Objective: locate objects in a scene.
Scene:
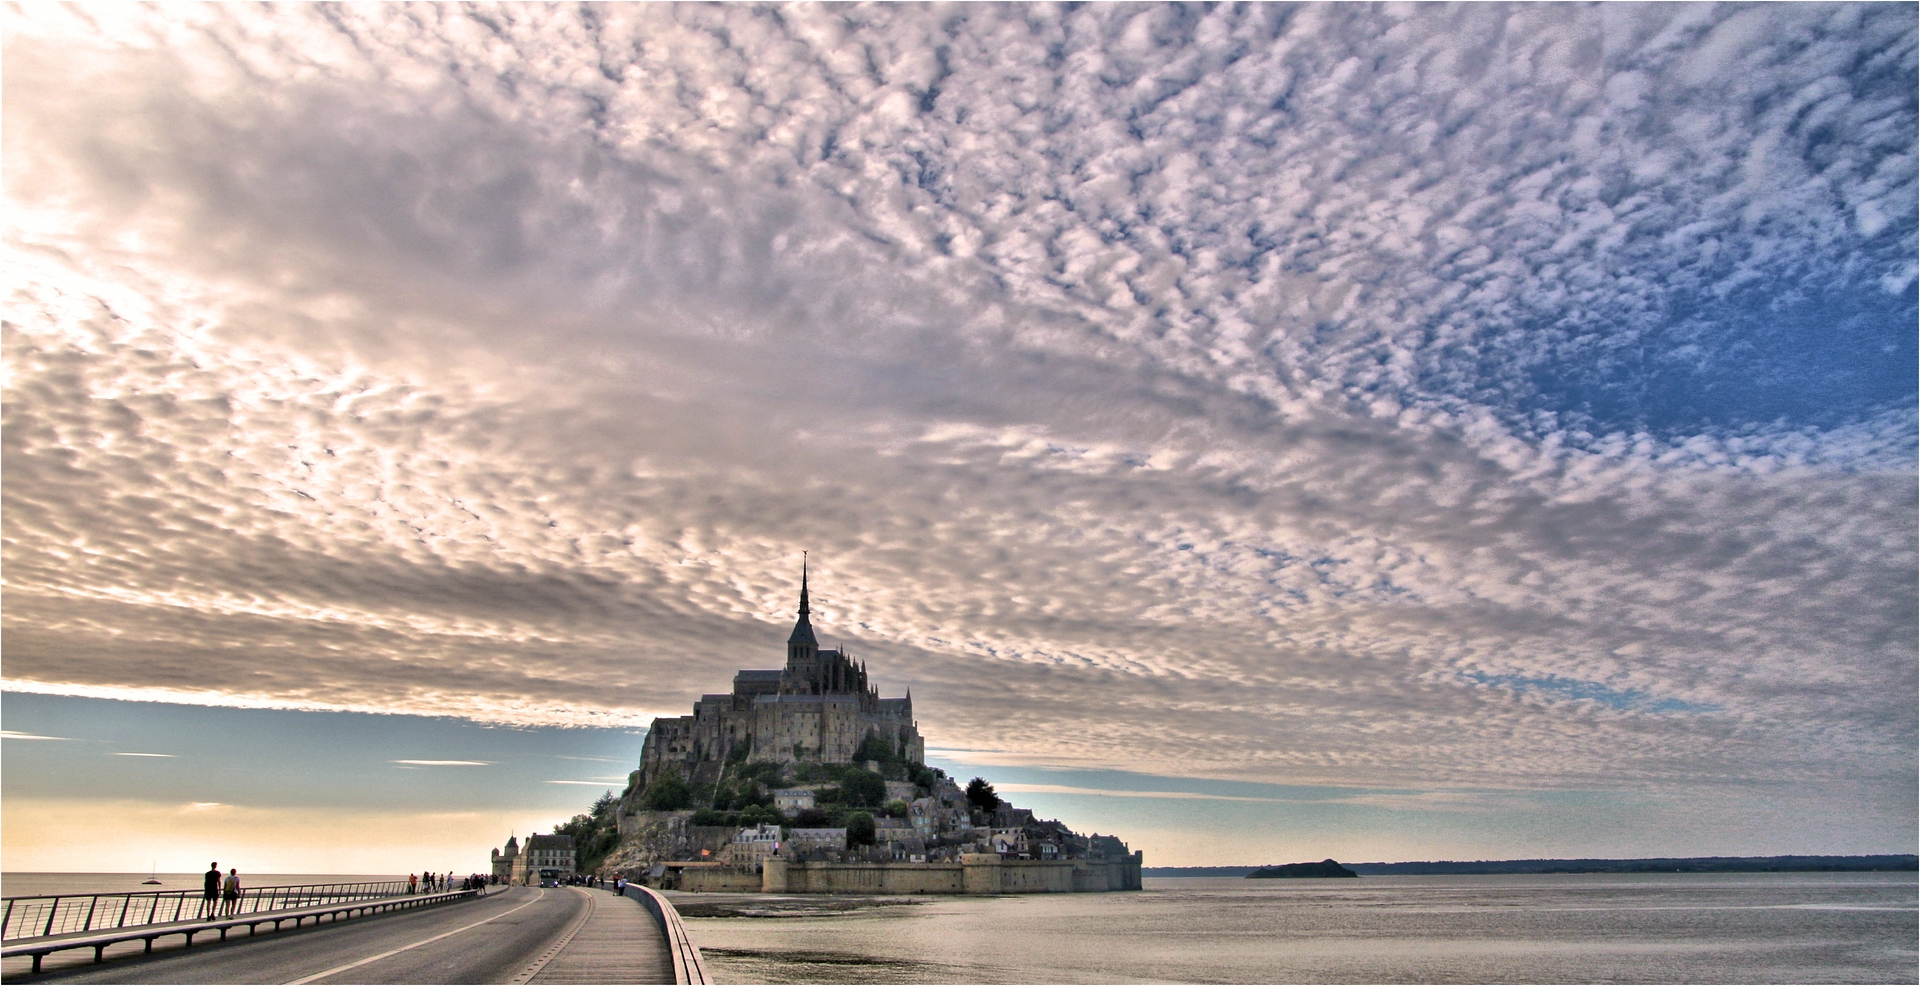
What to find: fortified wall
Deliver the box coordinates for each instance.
[740,852,1144,895]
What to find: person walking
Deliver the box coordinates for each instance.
[408,873,418,894]
[201,863,221,919]
[222,869,242,917]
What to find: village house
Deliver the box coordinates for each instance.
[785,827,847,851]
[771,788,817,812]
[725,823,782,869]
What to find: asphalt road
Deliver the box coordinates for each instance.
[15,887,586,985]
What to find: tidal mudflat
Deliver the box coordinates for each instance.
[681,873,1918,984]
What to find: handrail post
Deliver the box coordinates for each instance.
[83,896,99,934]
[43,897,60,937]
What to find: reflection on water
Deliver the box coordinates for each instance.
[680,873,1919,984]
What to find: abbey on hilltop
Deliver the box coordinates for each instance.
[633,562,925,792]
[606,563,1142,895]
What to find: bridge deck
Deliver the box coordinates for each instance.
[522,887,673,984]
[0,886,681,983]
[0,889,479,976]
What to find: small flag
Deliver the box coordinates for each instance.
[700,849,710,856]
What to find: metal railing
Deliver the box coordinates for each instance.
[2,881,411,942]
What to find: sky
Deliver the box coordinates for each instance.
[2,3,1915,873]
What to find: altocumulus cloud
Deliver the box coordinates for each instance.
[1,5,1913,839]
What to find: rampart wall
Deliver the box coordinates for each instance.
[759,852,1142,894]
[678,868,764,893]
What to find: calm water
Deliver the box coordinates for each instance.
[681,874,1919,984]
[1,873,406,898]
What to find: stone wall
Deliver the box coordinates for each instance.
[760,852,1142,894]
[678,868,764,893]
[762,858,965,894]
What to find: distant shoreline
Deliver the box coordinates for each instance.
[1144,854,1919,877]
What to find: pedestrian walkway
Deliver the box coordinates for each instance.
[519,887,674,985]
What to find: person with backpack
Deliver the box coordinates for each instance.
[221,869,242,916]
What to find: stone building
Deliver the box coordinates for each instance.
[491,835,518,882]
[636,565,926,791]
[786,827,848,851]
[725,823,782,868]
[524,833,575,883]
[772,788,817,812]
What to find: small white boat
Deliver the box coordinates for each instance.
[142,861,162,885]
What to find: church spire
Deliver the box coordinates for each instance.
[787,554,818,652]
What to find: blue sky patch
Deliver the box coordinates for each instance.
[1461,672,1720,715]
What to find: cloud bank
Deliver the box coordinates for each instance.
[3,4,1913,847]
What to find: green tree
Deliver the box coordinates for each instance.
[590,790,617,818]
[846,811,876,846]
[642,772,694,811]
[555,807,623,875]
[966,777,1001,812]
[882,798,910,818]
[739,804,783,827]
[853,731,900,767]
[840,768,886,808]
[738,761,787,788]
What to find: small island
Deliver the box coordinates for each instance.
[527,569,1143,895]
[1248,859,1358,879]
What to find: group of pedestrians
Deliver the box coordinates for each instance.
[193,861,613,924]
[408,871,496,893]
[408,871,456,894]
[200,862,243,919]
[191,861,516,925]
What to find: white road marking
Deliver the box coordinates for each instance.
[283,889,549,985]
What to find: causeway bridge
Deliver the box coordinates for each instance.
[1,882,705,984]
